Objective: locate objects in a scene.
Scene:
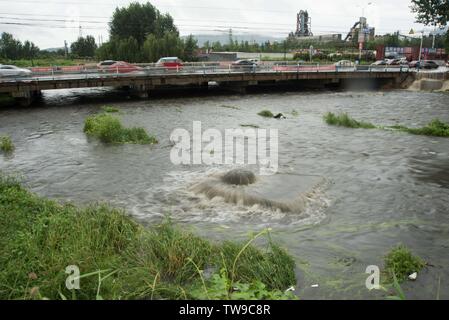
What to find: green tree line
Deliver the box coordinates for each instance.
[0,33,39,61]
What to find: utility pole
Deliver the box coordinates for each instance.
[432,28,436,49]
[419,31,424,65]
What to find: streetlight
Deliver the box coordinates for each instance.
[409,29,424,65]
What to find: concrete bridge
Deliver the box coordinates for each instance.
[0,66,413,106]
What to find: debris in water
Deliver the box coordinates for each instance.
[274,113,286,119]
[408,272,418,281]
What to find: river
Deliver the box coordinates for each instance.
[1,87,448,299]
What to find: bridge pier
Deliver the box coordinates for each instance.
[124,84,154,99]
[10,90,41,107]
[220,81,258,94]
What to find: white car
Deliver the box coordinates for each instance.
[0,65,32,77]
[335,60,356,71]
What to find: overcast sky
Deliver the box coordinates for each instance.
[0,0,435,49]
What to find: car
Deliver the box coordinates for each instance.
[387,59,401,65]
[97,60,117,68]
[97,61,142,73]
[0,65,32,77]
[334,60,356,70]
[371,60,388,66]
[155,57,183,70]
[409,60,420,68]
[231,59,258,71]
[409,60,439,69]
[420,60,439,69]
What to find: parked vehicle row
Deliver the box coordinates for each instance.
[371,59,440,69]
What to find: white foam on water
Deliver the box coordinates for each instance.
[127,167,330,229]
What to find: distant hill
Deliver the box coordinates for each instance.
[185,34,284,46]
[42,47,65,52]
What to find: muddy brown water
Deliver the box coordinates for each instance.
[1,87,449,299]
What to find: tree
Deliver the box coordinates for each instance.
[142,31,183,62]
[411,0,449,26]
[22,41,39,61]
[110,1,178,46]
[0,32,39,60]
[116,37,141,62]
[0,33,22,60]
[182,35,198,61]
[71,35,97,58]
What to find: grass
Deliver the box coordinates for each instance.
[0,135,14,153]
[383,245,426,283]
[219,105,240,110]
[258,110,274,118]
[389,119,449,137]
[240,124,260,129]
[0,173,297,300]
[324,112,449,138]
[323,112,376,129]
[101,106,120,113]
[84,113,158,145]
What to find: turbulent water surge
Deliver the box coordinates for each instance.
[1,87,449,299]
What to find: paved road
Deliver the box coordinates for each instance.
[0,66,420,84]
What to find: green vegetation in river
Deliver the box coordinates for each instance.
[389,119,449,137]
[258,110,274,118]
[240,124,260,129]
[101,106,120,113]
[84,113,158,145]
[0,135,14,153]
[324,112,449,137]
[383,245,426,283]
[219,105,240,110]
[323,112,376,129]
[0,173,297,300]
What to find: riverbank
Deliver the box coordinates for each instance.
[0,173,296,300]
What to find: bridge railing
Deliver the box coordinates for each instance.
[0,63,411,83]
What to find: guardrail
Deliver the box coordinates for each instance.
[0,63,411,83]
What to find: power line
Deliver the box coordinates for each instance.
[0,14,412,34]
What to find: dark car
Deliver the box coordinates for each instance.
[409,60,439,69]
[421,60,439,69]
[231,59,258,71]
